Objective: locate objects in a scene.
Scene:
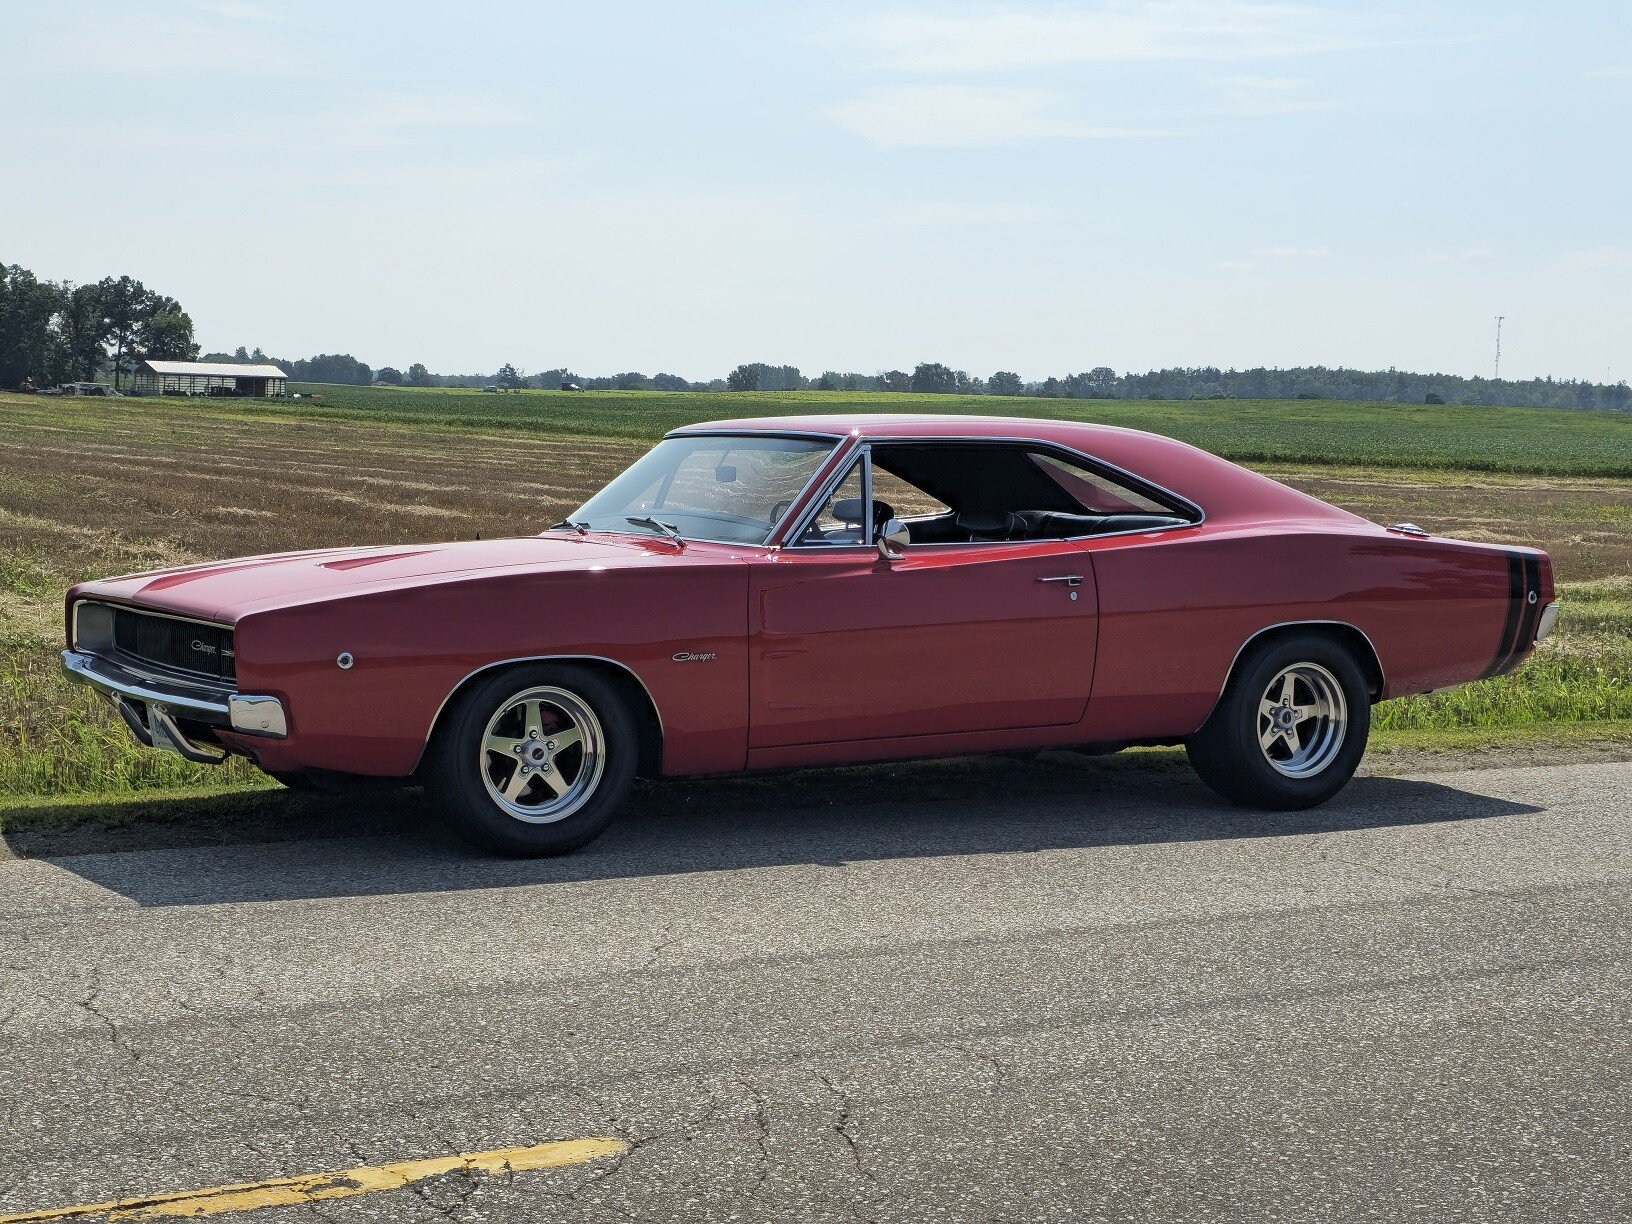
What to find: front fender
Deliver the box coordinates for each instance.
[225,566,749,777]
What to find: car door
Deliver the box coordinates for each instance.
[748,451,1099,749]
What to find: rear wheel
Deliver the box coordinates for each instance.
[1186,633,1370,809]
[426,664,638,855]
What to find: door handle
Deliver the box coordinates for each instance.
[1036,575,1082,587]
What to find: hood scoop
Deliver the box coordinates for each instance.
[320,550,435,571]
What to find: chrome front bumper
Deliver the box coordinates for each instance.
[61,649,287,763]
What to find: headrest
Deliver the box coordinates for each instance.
[834,498,896,528]
[954,509,1017,533]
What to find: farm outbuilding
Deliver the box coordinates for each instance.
[133,360,289,398]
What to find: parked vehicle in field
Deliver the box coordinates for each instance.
[63,414,1557,854]
[46,382,120,397]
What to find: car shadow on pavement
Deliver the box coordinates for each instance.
[4,753,1543,908]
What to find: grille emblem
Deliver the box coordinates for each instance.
[190,639,217,655]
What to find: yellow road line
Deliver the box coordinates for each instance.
[0,1137,630,1222]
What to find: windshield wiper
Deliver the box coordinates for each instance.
[625,515,686,549]
[550,518,590,535]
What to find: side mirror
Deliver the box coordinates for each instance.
[877,517,910,561]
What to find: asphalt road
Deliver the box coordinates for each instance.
[1,758,1628,1222]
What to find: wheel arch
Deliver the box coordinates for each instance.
[415,655,665,778]
[1204,621,1385,725]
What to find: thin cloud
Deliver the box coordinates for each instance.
[885,201,1062,226]
[1551,248,1632,272]
[827,85,1165,149]
[1213,75,1335,116]
[113,91,529,156]
[42,4,304,77]
[1253,245,1331,257]
[844,2,1396,72]
[192,0,277,19]
[1586,63,1632,79]
[1426,248,1496,264]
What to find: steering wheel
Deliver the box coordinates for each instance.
[769,498,794,524]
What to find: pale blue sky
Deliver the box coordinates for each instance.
[3,1,1628,381]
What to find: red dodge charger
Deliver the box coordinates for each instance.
[63,414,1556,854]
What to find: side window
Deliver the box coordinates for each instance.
[870,466,947,518]
[1030,452,1173,515]
[796,461,868,545]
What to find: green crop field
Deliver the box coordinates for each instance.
[1,388,1629,832]
[261,383,1632,478]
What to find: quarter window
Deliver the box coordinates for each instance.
[796,461,869,545]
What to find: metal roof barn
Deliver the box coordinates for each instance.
[133,360,289,398]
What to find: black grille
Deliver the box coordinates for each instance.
[112,609,235,682]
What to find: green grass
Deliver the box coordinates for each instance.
[0,636,264,800]
[244,384,1632,478]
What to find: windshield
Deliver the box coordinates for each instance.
[566,434,835,544]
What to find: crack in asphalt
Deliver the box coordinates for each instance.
[75,973,142,1066]
[736,1078,773,1202]
[810,1070,871,1181]
[949,1040,1013,1092]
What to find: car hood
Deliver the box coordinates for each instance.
[70,533,719,623]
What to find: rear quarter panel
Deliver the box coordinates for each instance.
[223,561,750,777]
[1077,524,1544,742]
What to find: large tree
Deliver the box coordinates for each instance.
[140,307,199,362]
[910,362,956,394]
[97,276,160,390]
[0,265,66,387]
[57,282,110,381]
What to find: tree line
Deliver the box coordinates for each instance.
[0,263,198,390]
[374,359,1630,411]
[8,259,1626,411]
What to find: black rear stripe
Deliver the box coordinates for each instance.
[1493,554,1544,677]
[1479,551,1526,679]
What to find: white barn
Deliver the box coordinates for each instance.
[133,360,289,398]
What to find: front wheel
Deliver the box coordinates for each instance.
[1186,633,1371,809]
[425,664,638,855]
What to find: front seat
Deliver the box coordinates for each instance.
[833,497,897,537]
[953,509,1025,541]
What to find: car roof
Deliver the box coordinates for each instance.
[671,413,1361,528]
[679,412,1139,441]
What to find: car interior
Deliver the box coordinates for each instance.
[796,442,1197,546]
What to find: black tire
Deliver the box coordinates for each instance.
[425,663,639,856]
[1186,632,1370,810]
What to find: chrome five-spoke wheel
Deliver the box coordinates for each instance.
[1255,662,1347,779]
[428,663,638,855]
[479,686,606,823]
[1186,632,1371,810]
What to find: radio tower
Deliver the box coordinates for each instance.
[1493,315,1505,381]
